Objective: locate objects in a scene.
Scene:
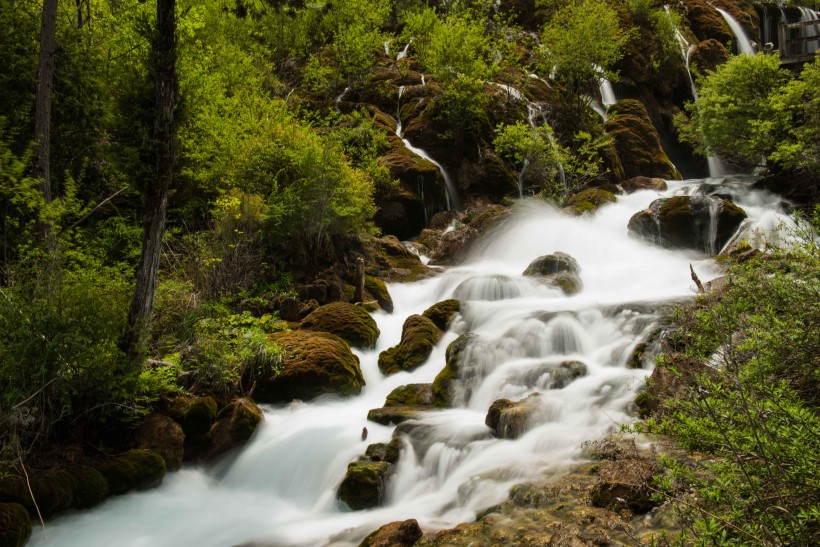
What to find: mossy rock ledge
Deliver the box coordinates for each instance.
[300,302,380,348]
[368,383,438,425]
[257,330,365,403]
[627,195,747,253]
[378,314,443,375]
[0,503,30,547]
[337,439,403,510]
[421,299,461,331]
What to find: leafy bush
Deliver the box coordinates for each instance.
[645,215,820,545]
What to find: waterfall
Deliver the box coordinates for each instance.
[395,86,458,211]
[397,40,412,61]
[27,176,798,547]
[517,158,529,199]
[799,7,819,53]
[716,8,756,55]
[526,103,566,192]
[334,86,350,109]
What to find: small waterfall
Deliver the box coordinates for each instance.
[517,158,529,199]
[397,40,412,61]
[599,77,617,107]
[334,86,350,109]
[799,7,819,53]
[384,40,391,56]
[395,86,458,210]
[716,8,756,55]
[526,103,566,191]
[421,74,426,86]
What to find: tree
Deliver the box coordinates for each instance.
[122,0,177,368]
[33,0,58,241]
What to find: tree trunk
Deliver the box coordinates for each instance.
[34,0,57,242]
[121,0,177,369]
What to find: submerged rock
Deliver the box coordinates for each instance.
[378,314,442,375]
[258,330,365,403]
[627,195,747,253]
[522,252,583,296]
[300,302,380,348]
[359,519,423,547]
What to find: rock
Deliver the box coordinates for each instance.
[378,315,442,375]
[257,330,365,403]
[485,394,544,439]
[359,519,423,547]
[522,252,583,296]
[684,0,733,44]
[300,302,380,348]
[429,225,480,266]
[65,465,109,510]
[689,38,729,75]
[0,503,30,547]
[604,100,678,181]
[168,395,217,440]
[563,188,617,215]
[432,334,474,406]
[368,383,436,425]
[422,299,461,331]
[637,352,717,417]
[0,466,109,519]
[206,398,264,461]
[366,406,423,425]
[362,235,432,282]
[364,438,403,464]
[364,275,393,313]
[552,360,588,387]
[627,195,747,253]
[97,449,166,496]
[591,457,660,514]
[337,461,392,510]
[374,183,426,240]
[135,413,185,471]
[621,176,668,194]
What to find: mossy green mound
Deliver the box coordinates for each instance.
[337,461,392,510]
[432,334,475,407]
[300,302,380,348]
[421,299,461,331]
[604,100,678,181]
[378,315,442,375]
[563,188,617,215]
[0,503,30,547]
[97,449,166,496]
[207,397,264,460]
[168,395,218,439]
[258,330,365,403]
[364,276,393,314]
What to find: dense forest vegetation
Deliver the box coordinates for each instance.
[0,0,818,545]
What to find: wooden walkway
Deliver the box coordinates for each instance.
[779,20,820,66]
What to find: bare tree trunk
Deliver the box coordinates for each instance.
[121,0,177,369]
[34,0,57,242]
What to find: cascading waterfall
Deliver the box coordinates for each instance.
[395,85,458,211]
[716,8,757,55]
[28,176,799,547]
[799,7,819,52]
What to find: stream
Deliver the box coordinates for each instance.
[29,176,795,547]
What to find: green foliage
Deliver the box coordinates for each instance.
[676,54,819,172]
[493,121,562,193]
[648,225,820,545]
[539,0,631,101]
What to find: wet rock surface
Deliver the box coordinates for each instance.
[300,302,380,349]
[378,314,442,375]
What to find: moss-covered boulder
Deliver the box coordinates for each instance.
[604,100,678,181]
[135,413,185,471]
[257,330,365,403]
[0,503,30,547]
[168,395,217,440]
[0,465,109,519]
[422,299,461,331]
[522,252,583,296]
[689,38,729,75]
[563,188,617,215]
[97,449,166,496]
[301,302,380,349]
[66,465,109,509]
[364,275,393,313]
[337,461,393,510]
[485,394,545,440]
[359,519,423,547]
[367,383,437,425]
[627,195,747,253]
[378,315,443,375]
[206,397,264,461]
[621,176,668,194]
[684,0,733,44]
[432,334,474,407]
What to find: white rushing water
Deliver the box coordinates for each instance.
[716,8,757,55]
[29,177,797,547]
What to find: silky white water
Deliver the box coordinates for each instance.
[29,177,794,547]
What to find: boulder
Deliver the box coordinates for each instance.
[0,503,30,547]
[604,100,678,181]
[378,315,442,375]
[621,176,668,194]
[590,457,660,514]
[206,398,264,461]
[432,334,475,406]
[359,519,423,547]
[257,330,365,403]
[562,188,617,215]
[627,195,747,253]
[485,394,544,439]
[337,461,393,510]
[522,252,583,296]
[364,276,394,313]
[689,38,729,76]
[97,449,166,496]
[429,225,480,266]
[168,395,217,459]
[362,235,432,282]
[135,413,185,471]
[0,466,109,518]
[300,302,380,348]
[367,383,437,425]
[684,0,733,44]
[366,406,424,426]
[422,299,461,331]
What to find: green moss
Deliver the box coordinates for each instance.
[97,449,166,496]
[169,395,218,438]
[337,461,392,510]
[385,383,435,407]
[604,99,677,180]
[300,302,380,348]
[422,299,461,331]
[364,276,393,313]
[563,188,617,214]
[0,503,30,547]
[67,465,109,509]
[378,315,442,375]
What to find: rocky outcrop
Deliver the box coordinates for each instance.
[378,314,443,375]
[590,438,662,515]
[359,519,423,547]
[522,252,583,296]
[135,413,185,471]
[563,188,617,215]
[689,38,729,75]
[368,383,437,425]
[257,330,365,403]
[0,503,30,547]
[621,176,668,194]
[361,235,433,282]
[627,195,747,253]
[422,299,461,331]
[206,397,264,461]
[300,302,380,348]
[604,100,679,181]
[337,438,403,510]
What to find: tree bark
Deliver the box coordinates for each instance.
[34,0,58,241]
[121,0,177,369]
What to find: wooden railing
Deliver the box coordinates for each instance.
[778,20,820,64]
